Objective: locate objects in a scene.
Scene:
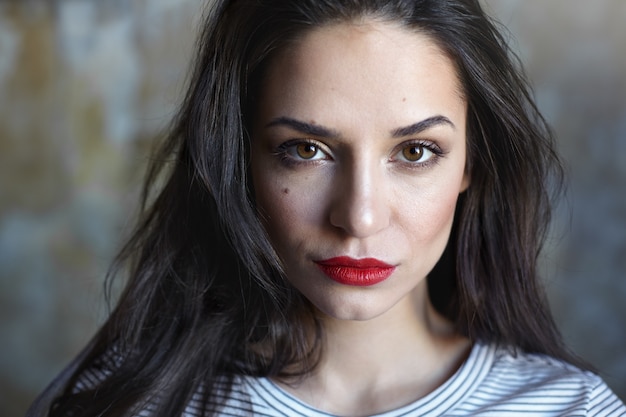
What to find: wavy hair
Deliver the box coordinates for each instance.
[38,0,578,415]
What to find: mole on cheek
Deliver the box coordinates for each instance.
[282,188,289,195]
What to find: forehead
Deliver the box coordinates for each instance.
[269,20,462,87]
[255,20,466,133]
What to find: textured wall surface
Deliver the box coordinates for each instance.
[0,1,201,415]
[0,1,624,415]
[484,0,626,400]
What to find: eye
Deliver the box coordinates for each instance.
[295,143,323,160]
[395,143,434,163]
[279,141,328,161]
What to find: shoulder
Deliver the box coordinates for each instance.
[453,343,626,416]
[69,344,123,392]
[491,345,598,385]
[183,375,294,417]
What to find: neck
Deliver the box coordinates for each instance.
[276,282,470,416]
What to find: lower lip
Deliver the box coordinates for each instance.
[315,258,396,287]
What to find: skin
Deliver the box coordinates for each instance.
[251,20,471,416]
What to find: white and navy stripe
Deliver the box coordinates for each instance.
[74,343,625,416]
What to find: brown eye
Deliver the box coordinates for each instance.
[296,143,319,159]
[402,145,425,162]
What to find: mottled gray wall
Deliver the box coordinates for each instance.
[0,1,202,415]
[0,1,624,415]
[484,0,626,399]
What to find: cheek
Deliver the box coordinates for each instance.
[398,181,461,245]
[254,174,323,245]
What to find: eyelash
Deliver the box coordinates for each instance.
[272,138,445,169]
[391,140,446,169]
[273,139,330,168]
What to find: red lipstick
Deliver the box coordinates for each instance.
[314,256,396,286]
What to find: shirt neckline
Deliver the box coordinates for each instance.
[248,342,496,417]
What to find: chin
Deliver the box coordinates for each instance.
[307,289,410,323]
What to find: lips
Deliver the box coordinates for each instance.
[314,256,396,286]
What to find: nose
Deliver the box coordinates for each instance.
[328,159,390,238]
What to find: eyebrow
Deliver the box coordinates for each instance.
[391,115,456,137]
[265,114,455,138]
[265,117,340,138]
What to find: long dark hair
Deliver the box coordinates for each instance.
[38,0,578,415]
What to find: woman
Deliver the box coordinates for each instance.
[29,0,625,416]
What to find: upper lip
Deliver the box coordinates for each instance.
[315,256,394,269]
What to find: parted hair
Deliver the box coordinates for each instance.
[37,0,578,416]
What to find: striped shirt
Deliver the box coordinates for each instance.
[76,343,625,416]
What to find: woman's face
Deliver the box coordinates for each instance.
[251,21,469,321]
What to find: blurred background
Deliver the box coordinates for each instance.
[0,0,624,415]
